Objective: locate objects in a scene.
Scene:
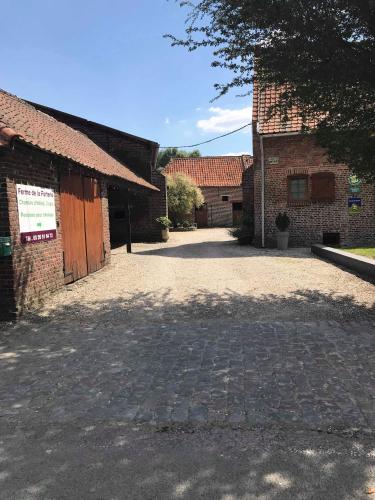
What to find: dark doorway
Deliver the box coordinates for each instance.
[195,203,208,228]
[323,232,341,246]
[232,202,243,226]
[108,187,128,247]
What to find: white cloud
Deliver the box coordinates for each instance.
[223,151,251,156]
[195,107,202,112]
[164,117,170,125]
[197,106,252,133]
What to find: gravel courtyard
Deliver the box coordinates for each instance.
[37,227,375,324]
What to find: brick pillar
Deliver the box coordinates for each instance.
[148,170,167,241]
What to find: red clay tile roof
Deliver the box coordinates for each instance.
[254,82,318,135]
[164,155,253,187]
[0,90,158,191]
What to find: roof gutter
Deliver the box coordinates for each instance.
[258,131,300,248]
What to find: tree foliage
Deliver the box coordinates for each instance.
[157,147,201,171]
[167,173,204,224]
[167,0,375,181]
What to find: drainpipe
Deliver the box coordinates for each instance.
[260,135,265,248]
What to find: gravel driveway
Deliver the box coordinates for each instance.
[36,227,375,324]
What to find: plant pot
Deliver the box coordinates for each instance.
[161,228,169,242]
[238,235,251,245]
[276,231,289,250]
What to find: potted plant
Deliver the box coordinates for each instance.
[156,216,172,242]
[275,212,290,250]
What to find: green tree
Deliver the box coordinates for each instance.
[167,173,204,225]
[167,0,375,181]
[157,148,201,171]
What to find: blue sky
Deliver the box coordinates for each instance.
[2,0,252,156]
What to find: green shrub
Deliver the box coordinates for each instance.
[167,173,204,225]
[156,216,172,229]
[275,212,290,232]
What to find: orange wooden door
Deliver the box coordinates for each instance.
[83,177,104,274]
[60,173,88,283]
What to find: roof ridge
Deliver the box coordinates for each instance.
[170,155,252,160]
[28,100,159,147]
[0,89,158,191]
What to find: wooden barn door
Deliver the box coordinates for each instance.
[60,173,88,283]
[232,202,243,226]
[195,203,208,228]
[83,177,104,274]
[60,174,104,283]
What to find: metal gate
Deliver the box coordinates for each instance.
[60,173,104,283]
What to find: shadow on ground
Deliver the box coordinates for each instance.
[0,423,373,500]
[23,287,375,325]
[133,240,314,259]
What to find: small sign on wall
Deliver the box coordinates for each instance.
[348,175,362,193]
[16,184,57,243]
[267,156,279,165]
[348,196,362,215]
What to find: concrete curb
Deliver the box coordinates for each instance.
[311,244,375,279]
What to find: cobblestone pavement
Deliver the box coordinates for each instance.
[0,229,374,434]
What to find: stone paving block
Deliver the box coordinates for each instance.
[189,405,208,424]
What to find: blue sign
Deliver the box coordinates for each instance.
[348,197,362,207]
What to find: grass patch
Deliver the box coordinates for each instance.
[344,247,375,259]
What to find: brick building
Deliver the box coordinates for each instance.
[0,90,165,320]
[252,84,375,247]
[165,156,253,227]
[30,102,167,243]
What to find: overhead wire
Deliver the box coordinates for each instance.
[159,122,251,149]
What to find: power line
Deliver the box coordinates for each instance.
[159,122,251,149]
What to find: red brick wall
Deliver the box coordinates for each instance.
[0,142,112,320]
[198,186,243,227]
[253,134,375,247]
[242,167,254,218]
[0,150,16,319]
[0,143,63,318]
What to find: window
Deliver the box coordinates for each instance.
[222,195,229,201]
[288,175,308,203]
[232,202,243,211]
[311,172,335,202]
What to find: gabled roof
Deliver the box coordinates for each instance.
[164,155,253,187]
[0,90,158,191]
[29,101,159,148]
[253,81,318,135]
